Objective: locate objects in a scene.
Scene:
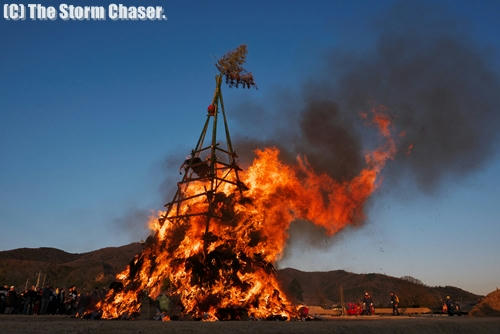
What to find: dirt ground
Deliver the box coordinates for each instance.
[1,315,499,334]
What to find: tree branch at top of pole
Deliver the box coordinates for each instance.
[215,45,257,89]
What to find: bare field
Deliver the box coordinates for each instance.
[1,315,499,334]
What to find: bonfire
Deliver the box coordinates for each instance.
[94,45,397,321]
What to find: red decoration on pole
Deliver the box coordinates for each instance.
[207,104,216,115]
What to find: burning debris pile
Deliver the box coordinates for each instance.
[94,46,397,321]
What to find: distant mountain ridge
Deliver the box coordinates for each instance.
[0,247,81,263]
[279,267,481,310]
[0,243,481,311]
[0,243,142,290]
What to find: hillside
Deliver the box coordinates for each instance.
[0,244,481,311]
[278,268,481,311]
[0,243,142,290]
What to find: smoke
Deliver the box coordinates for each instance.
[233,2,500,193]
[233,98,366,183]
[280,220,340,259]
[296,100,364,181]
[158,152,186,200]
[332,10,500,190]
[229,3,500,250]
[112,207,150,241]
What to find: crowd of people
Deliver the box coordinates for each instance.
[1,284,460,318]
[0,284,106,316]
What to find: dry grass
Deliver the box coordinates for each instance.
[470,289,500,316]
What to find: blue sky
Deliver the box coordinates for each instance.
[1,1,499,295]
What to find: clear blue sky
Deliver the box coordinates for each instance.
[1,0,499,295]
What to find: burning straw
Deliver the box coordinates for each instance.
[91,46,397,321]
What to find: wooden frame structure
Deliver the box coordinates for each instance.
[158,74,248,253]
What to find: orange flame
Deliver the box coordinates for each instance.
[95,106,397,320]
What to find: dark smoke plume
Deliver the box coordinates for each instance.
[333,31,500,189]
[233,2,500,192]
[155,3,499,250]
[229,3,500,249]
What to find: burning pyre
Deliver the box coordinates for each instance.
[94,46,397,321]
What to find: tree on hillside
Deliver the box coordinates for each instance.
[401,275,425,286]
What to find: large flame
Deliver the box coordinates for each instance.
[96,106,396,320]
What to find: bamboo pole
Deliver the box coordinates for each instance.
[218,80,245,196]
[35,272,41,288]
[340,285,346,316]
[203,75,222,255]
[195,116,211,152]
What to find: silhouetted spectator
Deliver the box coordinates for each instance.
[5,286,17,314]
[390,291,400,315]
[47,287,58,314]
[0,285,8,314]
[54,288,62,314]
[41,286,52,314]
[362,291,374,315]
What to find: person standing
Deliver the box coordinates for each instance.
[0,285,8,314]
[390,291,400,315]
[40,286,51,314]
[362,292,374,315]
[5,286,17,314]
[445,295,461,316]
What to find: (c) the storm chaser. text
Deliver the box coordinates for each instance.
[2,4,167,21]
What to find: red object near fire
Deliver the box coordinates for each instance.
[207,104,216,115]
[298,306,309,318]
[346,302,363,315]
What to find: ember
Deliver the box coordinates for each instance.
[95,46,397,320]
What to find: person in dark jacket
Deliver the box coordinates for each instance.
[445,295,461,316]
[57,288,65,314]
[41,286,52,314]
[5,286,18,314]
[27,286,38,314]
[362,292,374,315]
[390,291,400,315]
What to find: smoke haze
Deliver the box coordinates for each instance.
[229,3,500,249]
[233,2,500,192]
